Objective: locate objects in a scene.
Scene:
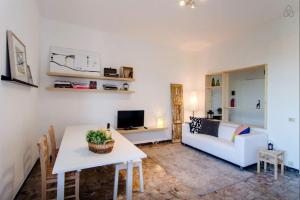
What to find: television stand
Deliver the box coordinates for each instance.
[117,127,167,134]
[116,126,169,145]
[124,126,138,130]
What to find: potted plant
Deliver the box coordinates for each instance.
[217,107,222,115]
[86,129,115,154]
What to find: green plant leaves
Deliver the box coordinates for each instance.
[86,130,112,145]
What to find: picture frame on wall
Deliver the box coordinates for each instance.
[49,46,101,77]
[120,66,133,78]
[26,65,34,84]
[7,30,28,82]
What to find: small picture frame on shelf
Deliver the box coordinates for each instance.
[7,31,28,82]
[120,67,133,78]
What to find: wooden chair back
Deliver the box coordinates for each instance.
[48,125,57,163]
[37,135,49,186]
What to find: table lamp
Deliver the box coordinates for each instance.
[190,92,198,117]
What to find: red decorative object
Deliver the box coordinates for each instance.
[231,98,235,107]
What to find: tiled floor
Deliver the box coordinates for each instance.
[16,142,299,200]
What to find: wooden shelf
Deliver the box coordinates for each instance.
[46,87,134,94]
[117,127,168,134]
[223,106,236,109]
[206,86,222,89]
[47,72,135,82]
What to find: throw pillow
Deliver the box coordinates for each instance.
[198,119,220,137]
[231,125,251,142]
[189,117,203,134]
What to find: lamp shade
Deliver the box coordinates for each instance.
[190,92,198,109]
[156,117,165,128]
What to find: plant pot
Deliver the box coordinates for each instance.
[88,140,115,154]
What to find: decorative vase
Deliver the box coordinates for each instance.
[230,98,235,107]
[211,78,216,86]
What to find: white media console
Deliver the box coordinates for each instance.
[117,127,171,144]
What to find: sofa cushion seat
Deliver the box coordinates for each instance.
[183,133,239,164]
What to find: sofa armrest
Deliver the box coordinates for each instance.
[235,132,268,167]
[182,123,191,140]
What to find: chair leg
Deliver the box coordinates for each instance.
[113,167,120,200]
[75,171,80,200]
[41,181,47,200]
[138,162,144,193]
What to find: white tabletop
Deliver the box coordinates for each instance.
[53,125,147,174]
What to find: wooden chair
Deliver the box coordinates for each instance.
[37,135,80,200]
[48,125,59,163]
[113,159,144,200]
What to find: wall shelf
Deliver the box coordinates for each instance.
[46,87,134,94]
[224,106,236,109]
[117,127,168,134]
[1,75,38,88]
[47,72,135,82]
[206,86,222,89]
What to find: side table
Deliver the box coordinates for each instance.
[257,149,284,180]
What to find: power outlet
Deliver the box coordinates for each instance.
[288,118,296,122]
[287,161,294,167]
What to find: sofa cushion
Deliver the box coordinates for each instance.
[232,126,251,142]
[218,124,237,142]
[199,119,220,137]
[189,117,203,133]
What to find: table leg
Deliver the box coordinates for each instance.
[257,161,260,173]
[281,163,284,175]
[264,161,267,171]
[126,161,133,200]
[274,161,278,180]
[57,172,65,200]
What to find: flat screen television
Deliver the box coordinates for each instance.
[117,110,144,129]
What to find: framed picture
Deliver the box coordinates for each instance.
[49,46,101,77]
[26,65,34,84]
[120,67,133,78]
[7,31,28,82]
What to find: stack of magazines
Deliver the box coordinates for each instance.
[54,81,90,89]
[54,81,72,88]
[72,82,90,89]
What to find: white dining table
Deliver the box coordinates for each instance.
[52,125,147,200]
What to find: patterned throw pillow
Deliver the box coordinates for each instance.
[231,125,251,142]
[189,117,203,134]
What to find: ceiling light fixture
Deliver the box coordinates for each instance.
[179,0,196,8]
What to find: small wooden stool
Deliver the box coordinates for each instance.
[257,149,284,180]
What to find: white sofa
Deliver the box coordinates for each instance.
[182,122,268,168]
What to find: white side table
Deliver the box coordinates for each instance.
[257,149,284,180]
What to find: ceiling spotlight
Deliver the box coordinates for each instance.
[179,0,186,6]
[179,0,197,9]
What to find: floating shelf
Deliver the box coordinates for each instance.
[117,127,168,134]
[1,75,38,88]
[223,106,236,109]
[47,72,135,82]
[206,86,222,89]
[46,87,134,94]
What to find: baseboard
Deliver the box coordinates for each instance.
[13,158,39,200]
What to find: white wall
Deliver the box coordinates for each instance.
[229,67,265,127]
[0,0,40,199]
[38,19,201,144]
[198,15,299,169]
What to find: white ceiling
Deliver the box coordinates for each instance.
[37,0,299,51]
